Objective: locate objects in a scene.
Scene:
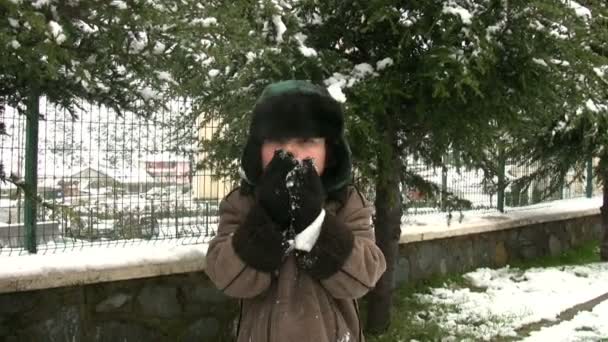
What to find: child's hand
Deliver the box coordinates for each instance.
[291,158,325,233]
[256,149,297,228]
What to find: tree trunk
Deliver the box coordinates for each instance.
[366,128,403,333]
[600,166,608,261]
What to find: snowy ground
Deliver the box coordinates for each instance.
[414,262,608,341]
[523,299,608,342]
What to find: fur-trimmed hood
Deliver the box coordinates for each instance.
[240,80,352,193]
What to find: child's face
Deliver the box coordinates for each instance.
[261,137,327,175]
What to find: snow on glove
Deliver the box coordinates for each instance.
[256,149,297,229]
[289,158,325,235]
[290,159,355,278]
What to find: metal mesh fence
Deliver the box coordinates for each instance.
[0,98,235,256]
[503,161,600,208]
[0,99,602,255]
[406,161,497,216]
[405,159,601,216]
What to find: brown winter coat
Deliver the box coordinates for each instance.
[205,186,387,342]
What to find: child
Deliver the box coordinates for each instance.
[205,80,387,342]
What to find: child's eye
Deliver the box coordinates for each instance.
[300,138,318,144]
[266,138,287,145]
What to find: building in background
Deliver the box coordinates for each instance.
[193,117,232,200]
[139,153,191,186]
[66,166,156,194]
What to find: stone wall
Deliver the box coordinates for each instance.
[0,272,238,341]
[0,214,602,341]
[394,215,601,287]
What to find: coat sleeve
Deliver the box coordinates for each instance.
[318,188,386,299]
[204,190,272,298]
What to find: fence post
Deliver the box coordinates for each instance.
[17,191,21,223]
[586,158,593,198]
[497,149,506,213]
[24,91,40,253]
[205,202,209,236]
[440,164,448,212]
[175,196,179,237]
[151,199,155,226]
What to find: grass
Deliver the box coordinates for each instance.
[363,239,602,342]
[362,274,473,342]
[509,239,601,269]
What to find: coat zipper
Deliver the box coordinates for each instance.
[329,297,341,341]
[235,300,243,339]
[267,276,277,342]
[267,298,274,342]
[353,299,362,342]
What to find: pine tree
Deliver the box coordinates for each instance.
[173,0,607,331]
[508,0,608,260]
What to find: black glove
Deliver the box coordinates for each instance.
[256,149,297,229]
[295,214,354,279]
[231,150,297,272]
[232,202,291,272]
[290,158,325,234]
